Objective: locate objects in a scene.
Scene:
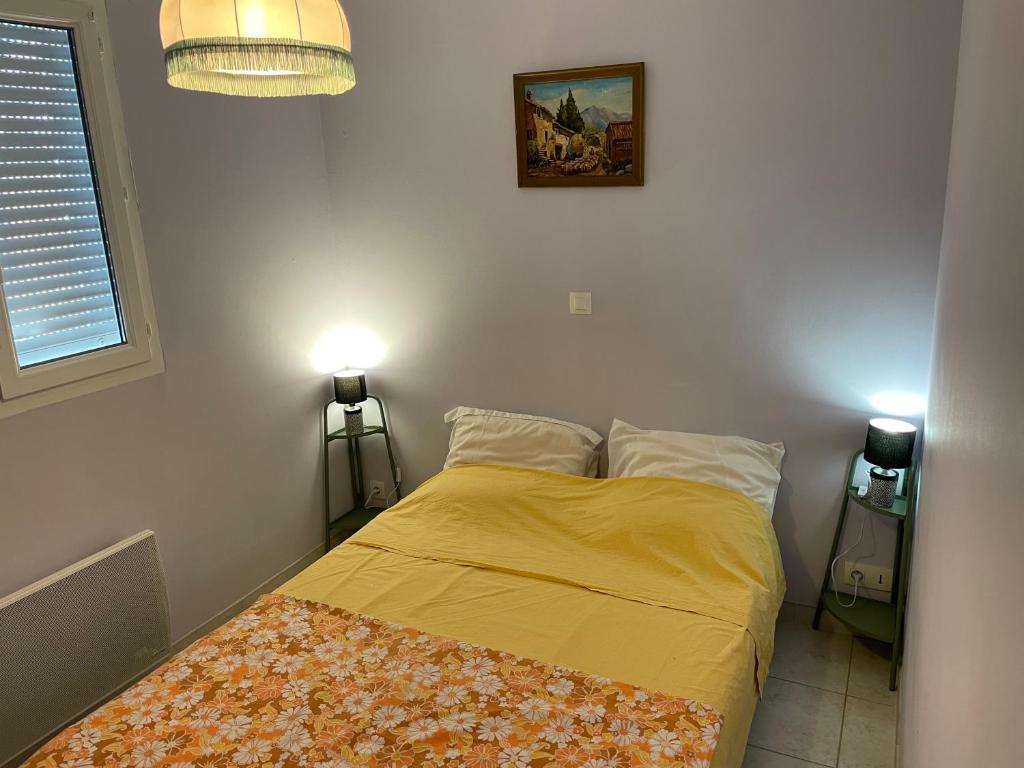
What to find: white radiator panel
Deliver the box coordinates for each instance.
[0,531,170,766]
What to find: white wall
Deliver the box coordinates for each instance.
[0,0,966,638]
[900,1,1023,765]
[320,0,962,602]
[0,0,340,639]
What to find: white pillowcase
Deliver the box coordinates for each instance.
[444,407,603,477]
[607,418,785,516]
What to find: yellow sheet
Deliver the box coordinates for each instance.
[279,464,785,768]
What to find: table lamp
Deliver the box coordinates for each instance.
[333,369,367,434]
[863,418,917,508]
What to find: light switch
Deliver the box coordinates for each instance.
[569,291,592,315]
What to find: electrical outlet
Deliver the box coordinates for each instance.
[367,481,386,503]
[843,561,893,591]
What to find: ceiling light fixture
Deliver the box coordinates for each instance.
[159,0,355,97]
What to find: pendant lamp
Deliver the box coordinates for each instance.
[159,0,355,97]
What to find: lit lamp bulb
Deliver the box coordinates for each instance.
[309,325,387,374]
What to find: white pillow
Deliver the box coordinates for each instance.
[444,407,603,477]
[607,418,785,516]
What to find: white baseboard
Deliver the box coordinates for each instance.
[172,544,323,652]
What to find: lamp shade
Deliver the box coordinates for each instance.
[159,0,355,97]
[864,418,917,469]
[333,369,367,404]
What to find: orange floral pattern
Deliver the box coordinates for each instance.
[27,594,723,768]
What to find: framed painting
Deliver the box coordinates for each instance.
[514,62,644,187]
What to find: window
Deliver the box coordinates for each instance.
[0,0,161,417]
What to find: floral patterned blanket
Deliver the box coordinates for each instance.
[26,594,723,768]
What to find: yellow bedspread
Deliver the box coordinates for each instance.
[280,465,785,768]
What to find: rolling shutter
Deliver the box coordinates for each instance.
[0,18,124,369]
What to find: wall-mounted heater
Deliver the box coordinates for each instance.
[0,531,170,767]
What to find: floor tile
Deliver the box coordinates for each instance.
[770,621,852,693]
[748,678,845,767]
[838,696,896,768]
[743,745,830,767]
[847,638,897,705]
[777,602,816,626]
[778,602,852,635]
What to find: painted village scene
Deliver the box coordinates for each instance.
[522,76,635,178]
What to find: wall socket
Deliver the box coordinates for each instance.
[367,480,387,504]
[843,561,893,592]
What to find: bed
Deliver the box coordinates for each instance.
[25,464,784,768]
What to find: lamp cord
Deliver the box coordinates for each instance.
[384,478,400,507]
[831,504,876,608]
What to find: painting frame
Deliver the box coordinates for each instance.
[514,62,645,188]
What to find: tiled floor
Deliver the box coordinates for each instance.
[743,603,898,768]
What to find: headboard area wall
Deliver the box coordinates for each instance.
[317,0,964,603]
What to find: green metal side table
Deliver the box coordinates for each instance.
[812,450,919,691]
[322,395,401,551]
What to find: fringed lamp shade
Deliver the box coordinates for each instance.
[159,0,355,97]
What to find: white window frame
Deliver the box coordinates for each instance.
[0,0,162,418]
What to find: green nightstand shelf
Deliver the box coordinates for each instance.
[322,395,401,551]
[813,450,919,690]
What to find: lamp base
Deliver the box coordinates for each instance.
[343,405,363,435]
[868,467,899,508]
